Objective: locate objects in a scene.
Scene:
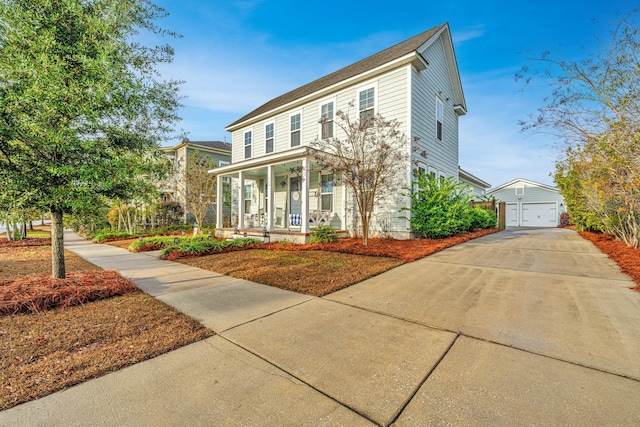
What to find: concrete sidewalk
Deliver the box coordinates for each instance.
[2,228,640,426]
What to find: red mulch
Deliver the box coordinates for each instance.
[0,270,139,316]
[0,238,51,248]
[579,231,640,292]
[262,228,501,262]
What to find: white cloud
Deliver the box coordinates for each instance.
[452,24,485,44]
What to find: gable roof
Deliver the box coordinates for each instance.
[188,140,232,152]
[227,23,464,131]
[163,140,232,153]
[487,178,559,194]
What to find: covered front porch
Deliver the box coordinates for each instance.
[213,148,345,243]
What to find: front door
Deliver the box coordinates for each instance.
[289,177,301,216]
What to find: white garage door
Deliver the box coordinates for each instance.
[522,203,557,227]
[506,203,518,226]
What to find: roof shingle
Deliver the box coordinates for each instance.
[227,24,446,129]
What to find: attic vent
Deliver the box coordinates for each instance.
[515,186,524,196]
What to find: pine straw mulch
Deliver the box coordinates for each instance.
[1,292,212,411]
[0,238,213,411]
[261,228,501,262]
[178,228,500,297]
[0,270,138,316]
[579,231,640,292]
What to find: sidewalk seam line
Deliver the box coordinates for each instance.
[216,335,381,426]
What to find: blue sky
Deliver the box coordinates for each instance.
[152,0,636,188]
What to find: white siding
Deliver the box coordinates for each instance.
[411,38,459,179]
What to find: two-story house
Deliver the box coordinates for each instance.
[214,23,467,241]
[161,140,232,224]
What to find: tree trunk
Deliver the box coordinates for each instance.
[51,209,66,279]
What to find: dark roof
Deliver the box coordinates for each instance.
[188,140,232,152]
[227,24,446,129]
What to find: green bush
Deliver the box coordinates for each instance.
[159,237,261,257]
[309,224,338,243]
[402,176,473,239]
[467,206,497,230]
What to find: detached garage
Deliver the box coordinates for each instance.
[488,178,566,227]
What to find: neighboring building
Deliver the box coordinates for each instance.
[487,178,566,227]
[459,167,490,199]
[214,23,467,241]
[160,140,232,224]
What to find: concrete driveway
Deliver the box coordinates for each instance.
[3,228,640,426]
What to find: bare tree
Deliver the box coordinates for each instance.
[179,153,218,234]
[310,108,407,245]
[518,10,640,246]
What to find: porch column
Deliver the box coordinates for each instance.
[238,171,245,230]
[267,164,274,230]
[301,157,310,233]
[216,174,223,229]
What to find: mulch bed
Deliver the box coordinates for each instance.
[579,231,640,292]
[0,238,51,248]
[261,228,501,262]
[0,270,138,316]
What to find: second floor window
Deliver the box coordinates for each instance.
[290,113,301,147]
[265,123,274,153]
[244,131,252,159]
[320,102,334,139]
[436,98,443,141]
[359,87,375,125]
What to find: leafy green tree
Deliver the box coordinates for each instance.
[0,0,181,277]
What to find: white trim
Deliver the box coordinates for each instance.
[226,53,425,132]
[318,97,336,140]
[242,128,252,160]
[289,111,302,147]
[435,97,444,142]
[357,81,378,121]
[264,121,275,154]
[488,178,559,194]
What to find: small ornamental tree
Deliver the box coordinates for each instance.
[310,108,407,245]
[179,153,218,234]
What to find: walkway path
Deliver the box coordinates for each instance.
[2,228,640,426]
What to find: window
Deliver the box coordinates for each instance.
[244,184,252,213]
[436,98,444,141]
[515,186,524,196]
[265,123,274,154]
[320,174,333,211]
[320,101,334,139]
[359,87,375,124]
[244,130,252,159]
[290,113,301,147]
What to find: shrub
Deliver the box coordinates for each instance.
[467,206,497,229]
[559,212,571,227]
[309,224,338,244]
[402,176,474,239]
[159,237,261,258]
